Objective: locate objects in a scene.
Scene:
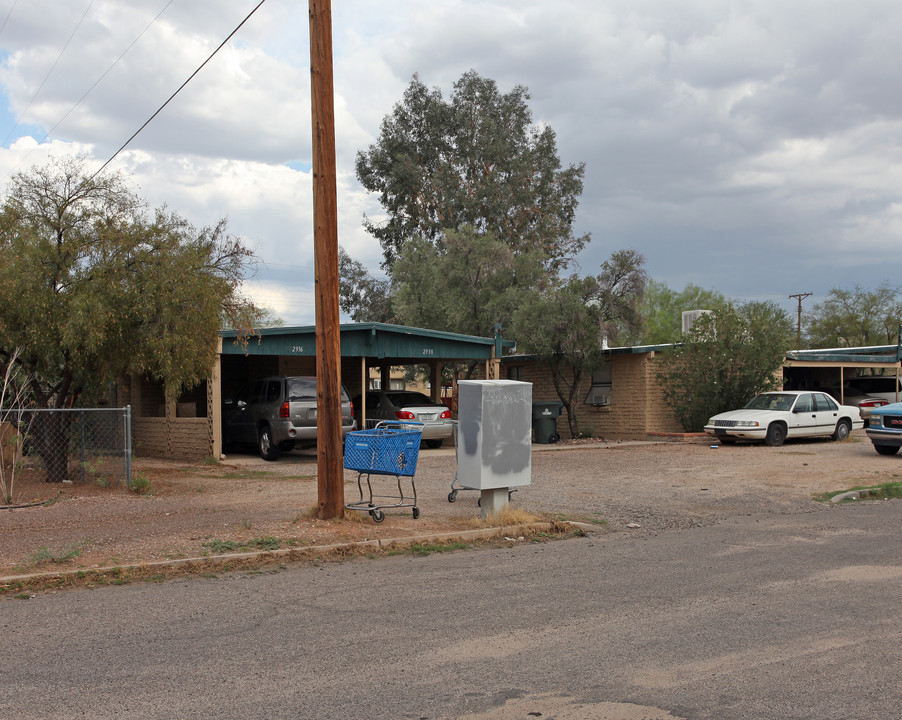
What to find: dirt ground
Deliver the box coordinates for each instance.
[2,429,900,580]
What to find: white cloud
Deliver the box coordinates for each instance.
[3,0,902,324]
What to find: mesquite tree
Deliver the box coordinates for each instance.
[0,157,258,481]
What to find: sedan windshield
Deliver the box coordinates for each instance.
[743,394,795,412]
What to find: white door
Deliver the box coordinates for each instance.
[788,393,818,436]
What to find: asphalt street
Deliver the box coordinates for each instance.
[3,501,902,720]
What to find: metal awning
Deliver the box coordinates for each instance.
[220,322,514,360]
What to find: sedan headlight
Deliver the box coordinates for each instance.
[734,420,760,428]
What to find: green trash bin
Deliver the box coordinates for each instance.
[532,401,562,444]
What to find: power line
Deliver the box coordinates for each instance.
[0,0,19,37]
[1,0,96,147]
[87,0,267,183]
[36,1,176,147]
[7,0,175,176]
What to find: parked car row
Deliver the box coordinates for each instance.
[222,377,454,460]
[225,375,902,459]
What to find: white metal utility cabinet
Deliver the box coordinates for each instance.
[448,380,532,516]
[343,421,423,523]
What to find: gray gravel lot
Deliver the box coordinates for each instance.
[425,430,898,533]
[3,429,898,575]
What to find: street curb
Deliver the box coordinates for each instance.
[0,521,585,588]
[830,490,862,503]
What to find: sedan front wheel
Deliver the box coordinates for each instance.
[832,419,851,442]
[764,422,786,447]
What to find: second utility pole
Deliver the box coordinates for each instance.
[789,292,813,350]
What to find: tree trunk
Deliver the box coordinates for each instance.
[30,411,71,483]
[551,365,583,439]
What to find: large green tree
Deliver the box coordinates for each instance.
[338,247,394,323]
[353,70,588,278]
[0,156,258,481]
[512,250,647,437]
[390,226,547,339]
[656,301,793,432]
[804,283,902,348]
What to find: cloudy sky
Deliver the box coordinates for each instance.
[1,0,900,328]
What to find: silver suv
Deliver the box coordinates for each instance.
[223,376,356,460]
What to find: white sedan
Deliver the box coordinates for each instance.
[704,391,863,446]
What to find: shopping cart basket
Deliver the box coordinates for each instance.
[344,421,423,522]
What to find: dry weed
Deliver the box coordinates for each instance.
[464,506,544,528]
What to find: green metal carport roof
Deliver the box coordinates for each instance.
[220,322,515,360]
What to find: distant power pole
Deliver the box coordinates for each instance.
[309,0,344,519]
[789,292,813,350]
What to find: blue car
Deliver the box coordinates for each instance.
[864,402,902,455]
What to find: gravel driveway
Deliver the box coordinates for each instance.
[2,430,898,578]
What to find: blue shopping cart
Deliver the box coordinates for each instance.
[344,421,424,523]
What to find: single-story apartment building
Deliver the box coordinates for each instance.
[503,343,902,442]
[121,323,513,460]
[122,323,902,459]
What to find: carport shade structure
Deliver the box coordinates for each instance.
[783,345,902,404]
[217,321,516,452]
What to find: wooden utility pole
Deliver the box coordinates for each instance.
[309,0,343,518]
[789,292,813,350]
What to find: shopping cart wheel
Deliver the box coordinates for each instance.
[370,509,385,523]
[412,507,420,520]
[448,490,458,503]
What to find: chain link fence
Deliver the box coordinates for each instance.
[9,407,132,486]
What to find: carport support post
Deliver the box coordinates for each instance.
[310,0,344,518]
[430,362,442,403]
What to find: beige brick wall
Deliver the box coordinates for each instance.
[503,352,682,441]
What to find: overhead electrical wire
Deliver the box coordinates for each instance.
[0,0,20,36]
[88,0,268,183]
[35,0,177,148]
[6,0,176,175]
[1,0,96,147]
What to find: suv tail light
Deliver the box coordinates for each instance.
[279,402,290,418]
[349,400,354,417]
[395,410,416,420]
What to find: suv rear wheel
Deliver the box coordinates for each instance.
[258,425,281,461]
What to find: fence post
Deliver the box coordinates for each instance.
[81,412,87,483]
[124,405,132,486]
